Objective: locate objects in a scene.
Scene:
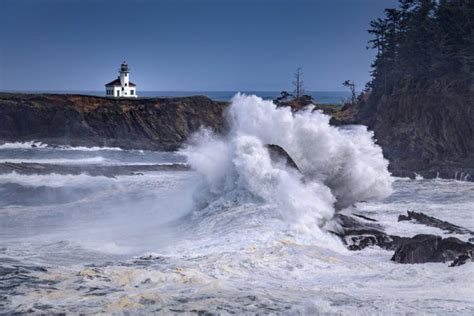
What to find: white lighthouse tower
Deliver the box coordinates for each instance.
[105,61,138,98]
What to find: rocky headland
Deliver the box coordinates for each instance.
[0,93,227,151]
[333,0,474,180]
[332,90,474,180]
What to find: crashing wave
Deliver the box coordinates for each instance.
[180,94,393,241]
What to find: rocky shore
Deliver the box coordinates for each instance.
[1,92,472,181]
[266,144,473,267]
[332,92,474,181]
[0,93,227,151]
[335,211,474,267]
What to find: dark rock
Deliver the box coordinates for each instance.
[332,214,406,251]
[0,93,227,151]
[333,91,474,181]
[353,213,378,222]
[333,212,474,267]
[343,232,400,251]
[391,234,474,264]
[334,213,474,268]
[398,211,474,235]
[274,95,314,111]
[449,254,472,267]
[265,144,300,172]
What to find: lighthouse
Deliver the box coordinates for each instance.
[105,61,138,98]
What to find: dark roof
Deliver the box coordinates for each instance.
[104,77,136,87]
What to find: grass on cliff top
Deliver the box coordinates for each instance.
[314,103,342,109]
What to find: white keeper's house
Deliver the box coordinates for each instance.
[105,61,138,98]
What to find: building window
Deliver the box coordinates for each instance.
[117,91,120,97]
[131,90,134,95]
[125,83,127,86]
[122,87,124,91]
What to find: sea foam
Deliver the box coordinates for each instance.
[181,94,393,238]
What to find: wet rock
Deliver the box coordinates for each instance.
[335,213,383,232]
[391,234,474,264]
[398,211,474,235]
[342,232,399,251]
[333,213,474,267]
[352,213,378,222]
[449,254,472,267]
[266,144,300,172]
[332,214,406,251]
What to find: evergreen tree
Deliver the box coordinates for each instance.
[367,0,473,95]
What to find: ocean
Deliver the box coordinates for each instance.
[0,95,472,314]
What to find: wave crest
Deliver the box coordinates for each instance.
[181,94,393,237]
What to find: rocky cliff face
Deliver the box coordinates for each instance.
[333,91,474,180]
[0,93,227,150]
[331,0,474,180]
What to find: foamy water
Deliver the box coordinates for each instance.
[0,95,472,314]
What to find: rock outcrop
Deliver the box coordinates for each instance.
[391,234,473,264]
[334,213,407,251]
[0,93,227,150]
[398,211,474,236]
[334,212,474,267]
[332,92,474,180]
[266,144,300,172]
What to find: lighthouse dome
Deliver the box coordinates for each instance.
[120,61,130,72]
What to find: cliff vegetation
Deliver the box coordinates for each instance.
[335,0,474,179]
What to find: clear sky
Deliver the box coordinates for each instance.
[0,0,398,92]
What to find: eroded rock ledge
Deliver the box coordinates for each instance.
[335,211,474,267]
[0,93,227,151]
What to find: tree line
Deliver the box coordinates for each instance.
[367,0,474,95]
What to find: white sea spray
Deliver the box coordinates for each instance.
[181,94,393,243]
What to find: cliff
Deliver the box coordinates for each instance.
[332,91,474,180]
[0,93,227,150]
[331,0,474,181]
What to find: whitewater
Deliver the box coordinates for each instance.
[0,94,473,314]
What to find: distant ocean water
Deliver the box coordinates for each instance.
[3,90,351,104]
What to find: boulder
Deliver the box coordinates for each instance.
[332,214,407,251]
[391,234,474,264]
[333,213,474,267]
[265,144,300,172]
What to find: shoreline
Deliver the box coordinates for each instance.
[0,92,472,182]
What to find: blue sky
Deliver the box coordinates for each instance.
[0,0,397,91]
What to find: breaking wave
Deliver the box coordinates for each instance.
[0,141,48,149]
[181,94,393,244]
[0,157,108,165]
[0,141,124,151]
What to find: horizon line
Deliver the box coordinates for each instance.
[1,89,352,93]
